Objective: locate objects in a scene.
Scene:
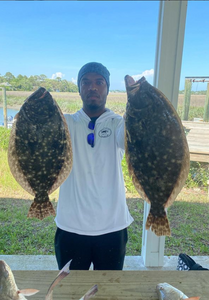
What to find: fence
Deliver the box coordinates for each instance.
[182,77,209,122]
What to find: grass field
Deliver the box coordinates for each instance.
[0,91,207,118]
[0,187,208,256]
[0,91,208,257]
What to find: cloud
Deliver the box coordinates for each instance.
[132,69,154,82]
[71,77,77,84]
[51,72,65,79]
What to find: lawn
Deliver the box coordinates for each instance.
[0,149,208,257]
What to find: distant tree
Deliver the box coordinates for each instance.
[59,80,68,92]
[4,72,15,83]
[39,74,47,81]
[41,79,54,92]
[28,76,38,89]
[68,81,78,92]
[11,75,32,91]
[0,74,4,83]
[1,72,78,92]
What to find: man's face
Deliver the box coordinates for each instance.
[79,72,108,113]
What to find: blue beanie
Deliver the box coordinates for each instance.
[77,62,110,94]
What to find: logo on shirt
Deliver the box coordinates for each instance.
[99,128,112,138]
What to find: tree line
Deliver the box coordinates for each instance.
[0,72,78,93]
[0,72,207,94]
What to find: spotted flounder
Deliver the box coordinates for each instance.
[124,76,190,236]
[8,87,73,220]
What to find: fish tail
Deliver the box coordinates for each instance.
[146,212,171,236]
[27,196,55,220]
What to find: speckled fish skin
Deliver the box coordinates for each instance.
[8,87,73,220]
[125,76,190,236]
[156,283,200,300]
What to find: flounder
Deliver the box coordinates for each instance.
[8,87,73,220]
[124,76,190,236]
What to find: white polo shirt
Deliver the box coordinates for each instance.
[55,108,133,235]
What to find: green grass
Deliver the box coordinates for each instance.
[0,91,206,120]
[165,196,209,255]
[0,147,208,256]
[0,198,56,255]
[177,106,205,121]
[0,192,208,256]
[0,150,21,191]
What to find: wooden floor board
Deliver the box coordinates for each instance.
[182,121,209,163]
[13,270,209,300]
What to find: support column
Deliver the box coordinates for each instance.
[2,87,7,129]
[203,83,209,122]
[182,79,192,120]
[141,0,187,267]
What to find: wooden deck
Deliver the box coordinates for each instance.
[182,121,209,163]
[13,270,209,300]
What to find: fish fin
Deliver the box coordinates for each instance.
[18,289,39,296]
[124,75,135,88]
[27,199,55,220]
[186,297,201,300]
[45,290,53,300]
[80,284,98,300]
[45,260,72,300]
[146,212,171,236]
[14,112,19,120]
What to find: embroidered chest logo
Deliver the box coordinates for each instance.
[99,128,112,138]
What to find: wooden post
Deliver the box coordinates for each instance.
[203,83,209,122]
[182,79,192,120]
[2,87,7,128]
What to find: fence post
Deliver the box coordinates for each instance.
[182,79,192,120]
[2,87,7,128]
[203,83,209,122]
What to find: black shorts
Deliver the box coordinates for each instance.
[54,227,128,270]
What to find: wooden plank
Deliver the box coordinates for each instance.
[190,154,209,163]
[187,133,209,138]
[181,121,209,163]
[189,148,209,154]
[186,140,209,145]
[182,121,209,129]
[13,270,209,300]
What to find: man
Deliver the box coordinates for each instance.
[54,62,133,270]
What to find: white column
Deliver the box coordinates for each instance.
[141,0,188,267]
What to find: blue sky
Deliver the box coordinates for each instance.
[1,1,209,91]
